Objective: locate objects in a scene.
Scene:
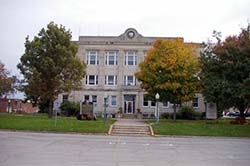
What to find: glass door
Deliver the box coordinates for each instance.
[125,101,134,114]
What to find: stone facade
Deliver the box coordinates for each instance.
[59,28,205,117]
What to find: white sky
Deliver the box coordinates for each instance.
[0,0,249,82]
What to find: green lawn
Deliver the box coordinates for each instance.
[149,119,250,137]
[0,113,115,134]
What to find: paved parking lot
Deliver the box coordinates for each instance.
[0,131,250,166]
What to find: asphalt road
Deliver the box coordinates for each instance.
[0,131,250,166]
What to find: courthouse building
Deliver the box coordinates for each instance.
[59,28,205,117]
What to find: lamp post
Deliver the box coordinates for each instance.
[155,93,160,124]
[103,93,108,124]
[204,100,207,123]
[7,99,11,113]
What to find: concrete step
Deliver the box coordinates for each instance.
[114,125,148,129]
[113,129,149,132]
[112,133,150,137]
[111,125,151,136]
[112,131,150,135]
[122,114,137,119]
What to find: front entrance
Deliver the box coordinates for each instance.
[125,101,134,114]
[124,95,136,114]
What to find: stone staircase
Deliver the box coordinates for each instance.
[110,125,152,136]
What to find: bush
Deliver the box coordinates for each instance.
[161,112,172,119]
[161,112,182,119]
[60,101,80,116]
[160,106,202,120]
[179,106,201,120]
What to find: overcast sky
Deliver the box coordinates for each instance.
[0,0,249,98]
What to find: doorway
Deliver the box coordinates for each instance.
[124,95,136,114]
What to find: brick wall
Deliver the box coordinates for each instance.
[0,98,39,113]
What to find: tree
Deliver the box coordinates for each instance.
[0,61,17,97]
[200,24,250,118]
[17,22,86,118]
[135,39,200,121]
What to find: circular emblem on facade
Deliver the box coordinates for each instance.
[127,31,135,39]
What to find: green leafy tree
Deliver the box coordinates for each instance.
[200,24,250,118]
[135,39,201,121]
[17,22,86,118]
[0,61,17,97]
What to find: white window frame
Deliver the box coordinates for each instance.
[192,98,199,108]
[86,51,99,65]
[105,75,117,86]
[86,75,98,85]
[105,51,118,65]
[124,75,136,86]
[111,96,117,107]
[125,51,137,66]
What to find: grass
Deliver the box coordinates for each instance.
[149,119,250,137]
[0,113,115,134]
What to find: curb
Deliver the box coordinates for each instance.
[108,124,114,135]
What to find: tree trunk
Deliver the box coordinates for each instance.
[48,100,53,118]
[239,107,245,118]
[173,103,176,122]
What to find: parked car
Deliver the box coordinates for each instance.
[245,111,250,117]
[227,111,240,117]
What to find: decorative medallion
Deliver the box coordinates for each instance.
[127,31,135,39]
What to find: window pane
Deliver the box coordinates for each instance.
[127,76,134,85]
[84,95,89,101]
[111,96,117,106]
[127,51,134,56]
[192,98,199,107]
[108,76,114,85]
[62,95,68,103]
[143,96,149,107]
[108,55,115,65]
[127,56,134,65]
[151,101,156,107]
[92,95,97,103]
[89,55,96,64]
[89,75,95,85]
[90,51,97,55]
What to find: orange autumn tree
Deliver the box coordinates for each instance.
[135,39,201,121]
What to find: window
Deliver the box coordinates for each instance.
[163,101,169,108]
[125,51,137,66]
[151,101,156,107]
[124,75,136,86]
[143,95,149,107]
[86,75,98,85]
[62,95,68,102]
[86,51,99,65]
[105,75,117,86]
[192,98,199,108]
[106,51,118,65]
[111,96,117,106]
[84,95,89,102]
[92,95,97,104]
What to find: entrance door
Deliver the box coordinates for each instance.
[125,101,133,114]
[124,95,136,114]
